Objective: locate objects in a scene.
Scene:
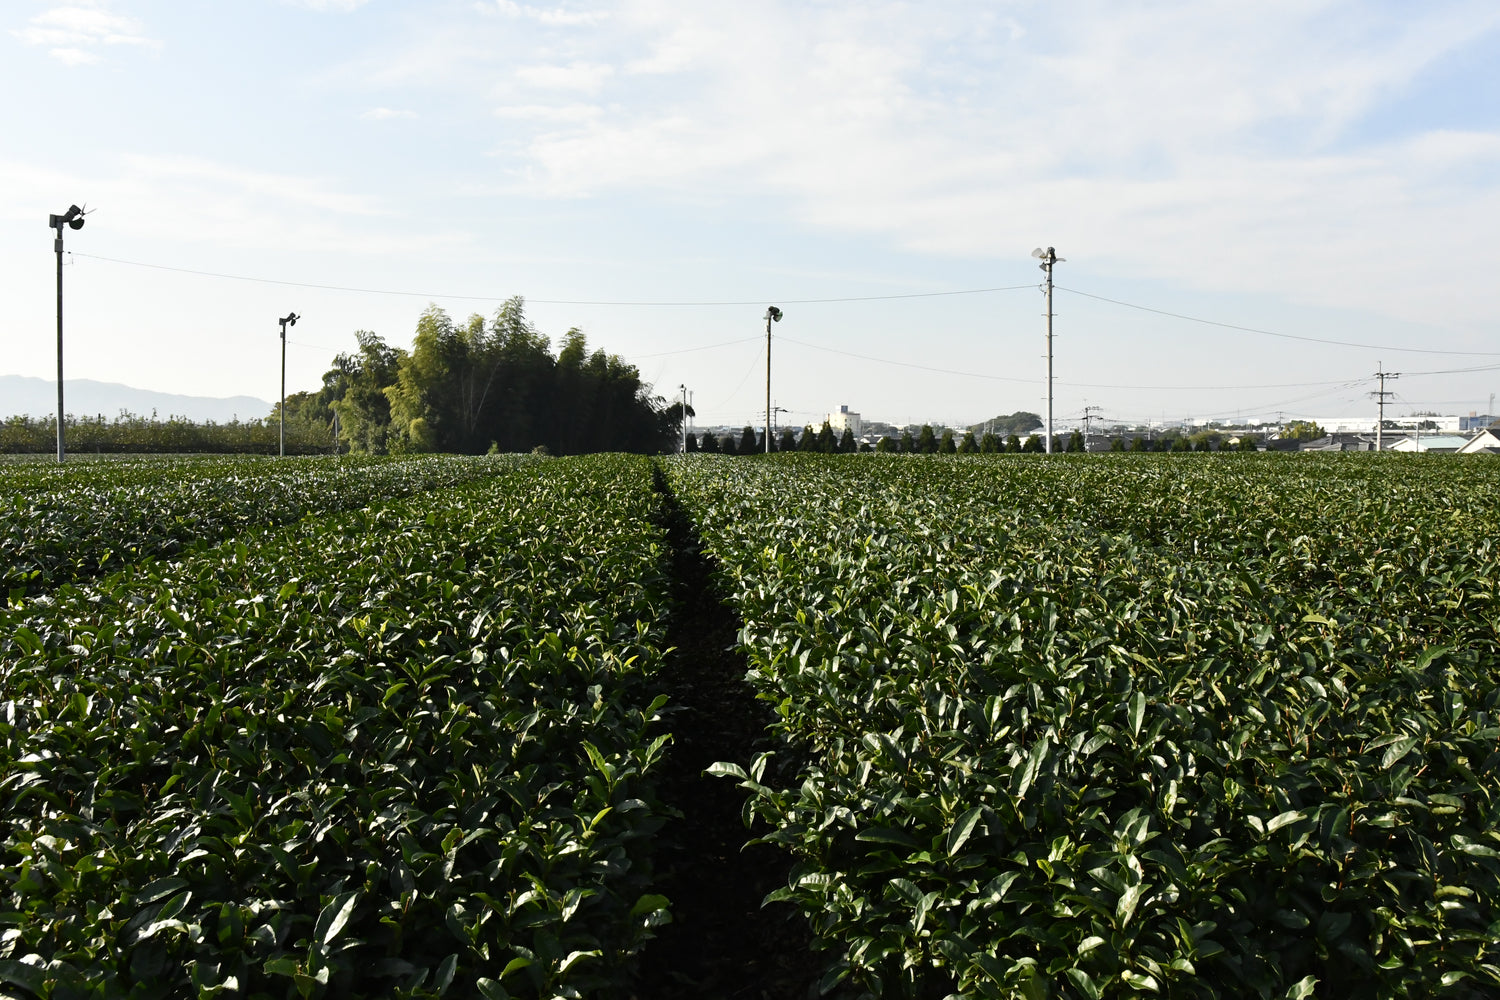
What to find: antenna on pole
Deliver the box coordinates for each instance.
[1032,247,1063,454]
[279,313,300,457]
[764,306,782,454]
[49,204,89,463]
[1371,362,1400,452]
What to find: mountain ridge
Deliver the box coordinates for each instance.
[1,375,273,424]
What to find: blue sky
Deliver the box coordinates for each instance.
[3,0,1499,431]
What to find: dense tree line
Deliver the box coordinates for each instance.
[1,299,684,457]
[286,298,687,455]
[0,412,333,455]
[679,420,1264,457]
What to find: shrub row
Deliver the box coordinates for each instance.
[1,455,673,998]
[668,453,1500,1000]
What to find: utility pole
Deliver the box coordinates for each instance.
[1032,247,1063,454]
[278,313,300,457]
[1372,363,1400,452]
[49,205,88,463]
[764,306,782,453]
[679,384,688,453]
[1082,404,1101,452]
[772,404,789,447]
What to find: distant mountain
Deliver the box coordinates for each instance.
[0,375,272,424]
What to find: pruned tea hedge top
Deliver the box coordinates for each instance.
[1,454,526,599]
[667,453,1500,1000]
[0,455,674,999]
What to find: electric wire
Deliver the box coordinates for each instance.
[68,252,1034,306]
[1058,286,1500,357]
[778,336,1381,392]
[62,250,1498,417]
[705,341,766,413]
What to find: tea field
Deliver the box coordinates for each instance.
[667,454,1500,1000]
[3,452,1499,999]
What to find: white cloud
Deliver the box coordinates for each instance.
[493,103,602,123]
[491,1,604,28]
[514,61,614,93]
[49,46,99,65]
[284,0,372,11]
[360,107,418,120]
[12,3,162,63]
[458,0,1500,332]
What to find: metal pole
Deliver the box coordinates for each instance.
[763,307,781,453]
[280,321,287,458]
[1373,363,1400,452]
[680,384,688,453]
[765,318,772,454]
[1033,247,1061,454]
[1045,258,1054,454]
[55,222,65,463]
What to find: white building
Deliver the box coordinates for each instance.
[1386,434,1471,453]
[826,404,862,437]
[1458,428,1500,454]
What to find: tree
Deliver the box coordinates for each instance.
[720,433,738,455]
[876,435,896,453]
[839,428,856,453]
[939,429,957,454]
[778,428,798,452]
[815,421,837,454]
[1052,435,1065,454]
[1110,437,1126,452]
[980,432,999,453]
[1171,436,1191,452]
[1005,434,1022,453]
[899,429,916,454]
[1189,430,1222,452]
[685,431,699,453]
[322,301,684,456]
[917,425,938,454]
[739,426,758,454]
[1066,430,1085,453]
[1284,420,1325,441]
[1237,435,1258,452]
[1130,436,1149,452]
[331,331,405,455]
[700,432,720,454]
[798,425,818,452]
[958,431,979,454]
[1022,434,1043,453]
[974,411,1043,438]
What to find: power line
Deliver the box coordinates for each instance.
[1059,286,1500,357]
[68,251,1034,307]
[779,335,1377,392]
[779,335,1039,384]
[630,336,761,359]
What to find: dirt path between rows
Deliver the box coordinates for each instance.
[630,467,826,999]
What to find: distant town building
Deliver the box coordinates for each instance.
[826,405,862,437]
[1459,428,1500,454]
[1386,434,1470,453]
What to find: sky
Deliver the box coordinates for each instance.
[3,0,1499,433]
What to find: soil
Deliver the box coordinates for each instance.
[629,466,830,999]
